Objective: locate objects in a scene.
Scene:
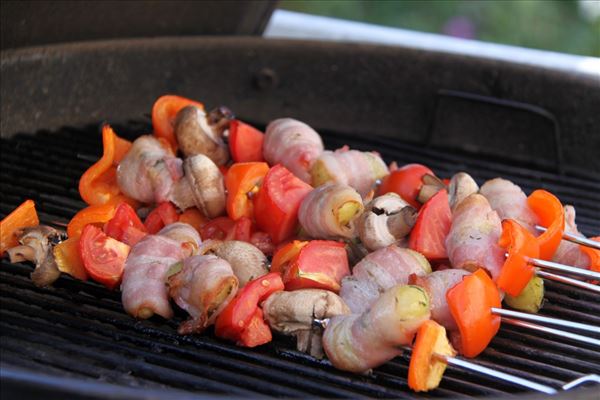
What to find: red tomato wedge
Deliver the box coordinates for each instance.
[378,164,434,209]
[104,202,148,246]
[151,94,205,153]
[497,219,540,297]
[79,225,130,290]
[200,217,236,241]
[144,202,179,234]
[253,165,313,244]
[229,120,265,163]
[237,308,272,347]
[281,240,350,292]
[408,189,451,260]
[225,162,270,220]
[215,272,284,346]
[447,269,501,358]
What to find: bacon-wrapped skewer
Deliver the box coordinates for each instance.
[339,245,431,314]
[298,183,364,240]
[168,254,238,334]
[121,222,201,319]
[310,147,389,198]
[480,178,539,234]
[263,118,324,183]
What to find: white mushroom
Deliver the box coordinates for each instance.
[448,172,479,211]
[358,193,417,251]
[7,226,61,287]
[169,154,226,218]
[211,240,269,287]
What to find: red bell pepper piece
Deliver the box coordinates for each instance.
[104,202,148,246]
[144,202,179,234]
[527,190,564,260]
[228,120,265,163]
[378,164,434,209]
[278,240,350,292]
[214,272,284,347]
[447,268,501,358]
[497,219,540,297]
[408,189,451,260]
[253,165,313,244]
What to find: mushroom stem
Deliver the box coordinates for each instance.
[170,178,197,210]
[387,206,418,238]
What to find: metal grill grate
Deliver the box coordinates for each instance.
[1,122,599,398]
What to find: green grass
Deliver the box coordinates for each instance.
[280,0,600,57]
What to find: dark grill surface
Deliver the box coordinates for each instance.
[1,122,599,398]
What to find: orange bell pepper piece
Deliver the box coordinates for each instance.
[151,94,205,153]
[497,219,540,297]
[79,125,133,206]
[271,240,308,273]
[0,200,40,255]
[178,208,208,234]
[527,190,564,260]
[225,162,270,221]
[66,198,125,238]
[408,320,456,392]
[447,268,501,358]
[53,237,88,281]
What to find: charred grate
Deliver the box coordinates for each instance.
[1,122,599,398]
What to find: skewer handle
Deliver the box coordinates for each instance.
[537,270,600,294]
[527,257,600,281]
[491,308,600,334]
[501,318,600,348]
[535,225,600,250]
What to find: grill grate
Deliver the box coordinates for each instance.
[1,122,599,398]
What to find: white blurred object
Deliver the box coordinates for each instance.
[264,10,600,78]
[579,0,600,22]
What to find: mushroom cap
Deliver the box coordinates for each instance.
[175,105,229,165]
[358,193,415,251]
[183,154,226,218]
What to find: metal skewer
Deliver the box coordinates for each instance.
[535,225,600,250]
[537,270,600,293]
[491,308,600,335]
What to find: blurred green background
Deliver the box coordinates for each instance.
[279,0,600,57]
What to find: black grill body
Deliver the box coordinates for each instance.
[1,38,599,398]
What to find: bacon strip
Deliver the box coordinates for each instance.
[263,118,324,182]
[169,254,238,334]
[445,194,505,280]
[117,135,181,204]
[298,183,363,240]
[480,178,539,234]
[340,246,431,314]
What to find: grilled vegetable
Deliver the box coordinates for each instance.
[211,240,269,287]
[225,162,270,221]
[504,276,544,313]
[447,172,478,211]
[447,268,501,358]
[408,320,456,392]
[144,202,179,234]
[0,199,39,255]
[409,189,452,260]
[528,189,564,260]
[228,120,265,163]
[253,165,313,244]
[104,202,148,246]
[378,163,434,209]
[152,94,205,153]
[215,272,284,347]
[7,226,61,287]
[53,237,88,281]
[79,124,133,206]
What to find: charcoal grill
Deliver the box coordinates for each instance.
[1,33,600,399]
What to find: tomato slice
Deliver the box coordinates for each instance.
[225,162,270,220]
[215,272,284,345]
[151,94,205,153]
[79,225,130,289]
[447,269,501,358]
[282,240,350,292]
[527,190,564,260]
[497,219,540,297]
[237,308,272,347]
[200,217,236,241]
[408,189,451,260]
[144,202,179,234]
[378,164,434,209]
[104,202,148,246]
[253,165,313,244]
[229,120,265,163]
[0,199,39,255]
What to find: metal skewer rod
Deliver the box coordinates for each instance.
[526,257,600,281]
[537,270,600,293]
[491,308,600,334]
[535,225,600,250]
[316,319,558,394]
[501,318,600,348]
